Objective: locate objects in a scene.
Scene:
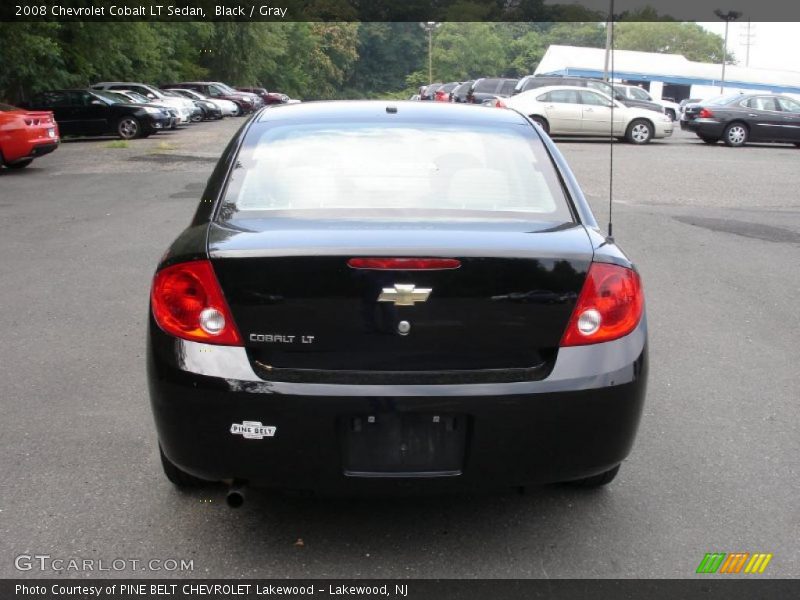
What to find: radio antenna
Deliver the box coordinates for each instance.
[607,0,615,243]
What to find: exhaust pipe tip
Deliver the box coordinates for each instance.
[226,480,247,508]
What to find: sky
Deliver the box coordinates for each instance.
[698,22,800,73]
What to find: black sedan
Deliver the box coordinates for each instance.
[148,101,648,504]
[25,89,171,139]
[685,93,800,147]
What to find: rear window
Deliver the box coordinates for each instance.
[221,122,572,221]
[474,79,501,93]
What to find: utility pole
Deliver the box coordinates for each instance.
[419,22,441,85]
[714,9,742,93]
[740,20,756,67]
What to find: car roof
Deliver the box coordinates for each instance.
[94,82,154,87]
[254,100,529,126]
[518,85,606,95]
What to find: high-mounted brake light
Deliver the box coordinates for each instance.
[698,108,714,118]
[560,263,643,347]
[150,260,242,345]
[347,258,461,270]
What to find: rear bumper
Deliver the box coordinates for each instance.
[686,119,724,137]
[148,316,648,493]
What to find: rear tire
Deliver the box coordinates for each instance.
[625,119,653,144]
[564,465,620,488]
[7,159,33,169]
[530,115,549,134]
[159,445,207,488]
[117,116,141,140]
[723,122,748,147]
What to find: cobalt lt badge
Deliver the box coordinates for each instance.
[230,421,276,440]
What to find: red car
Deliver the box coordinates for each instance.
[236,86,292,105]
[0,103,59,170]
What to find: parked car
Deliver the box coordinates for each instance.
[466,78,518,104]
[514,76,664,115]
[164,82,262,115]
[148,100,647,501]
[159,90,209,122]
[236,86,297,105]
[167,88,239,117]
[684,92,800,147]
[420,83,443,101]
[0,103,59,170]
[503,85,673,144]
[614,84,680,120]
[25,89,171,139]
[91,82,194,124]
[679,98,704,130]
[434,82,461,102]
[450,81,474,103]
[105,90,179,129]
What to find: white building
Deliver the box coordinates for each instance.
[534,45,800,102]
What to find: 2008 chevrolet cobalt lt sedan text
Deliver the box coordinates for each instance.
[147,101,648,505]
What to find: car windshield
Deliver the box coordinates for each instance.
[629,87,651,100]
[107,92,133,104]
[221,121,572,222]
[124,91,149,103]
[216,83,237,94]
[208,84,228,96]
[92,91,122,104]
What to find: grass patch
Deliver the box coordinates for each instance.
[154,141,178,152]
[104,140,130,149]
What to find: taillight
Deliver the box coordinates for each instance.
[698,108,714,118]
[494,98,507,108]
[150,260,242,345]
[560,263,643,347]
[348,257,460,270]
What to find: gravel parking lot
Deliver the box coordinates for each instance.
[1,116,797,579]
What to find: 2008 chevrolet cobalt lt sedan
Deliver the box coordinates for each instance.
[148,101,647,504]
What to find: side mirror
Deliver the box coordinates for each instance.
[90,100,104,106]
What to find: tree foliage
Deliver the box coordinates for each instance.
[0,21,731,103]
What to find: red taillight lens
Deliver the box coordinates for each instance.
[151,260,242,345]
[494,98,507,108]
[348,257,461,270]
[560,263,643,347]
[698,108,714,118]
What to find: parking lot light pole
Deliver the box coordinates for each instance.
[714,9,742,93]
[419,22,441,85]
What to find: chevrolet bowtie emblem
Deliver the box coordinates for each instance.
[378,284,432,306]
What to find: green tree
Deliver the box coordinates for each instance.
[614,21,733,64]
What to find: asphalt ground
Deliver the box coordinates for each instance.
[0,115,797,579]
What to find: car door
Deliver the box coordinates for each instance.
[79,91,111,135]
[775,96,800,142]
[539,90,582,134]
[577,90,620,135]
[739,96,784,141]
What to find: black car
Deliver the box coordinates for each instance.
[685,93,800,147]
[514,76,664,114]
[466,78,518,104]
[450,80,474,103]
[148,101,648,504]
[26,89,171,139]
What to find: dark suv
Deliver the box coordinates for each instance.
[514,76,664,114]
[466,78,519,104]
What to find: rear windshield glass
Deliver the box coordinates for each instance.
[220,122,572,221]
[474,79,501,93]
